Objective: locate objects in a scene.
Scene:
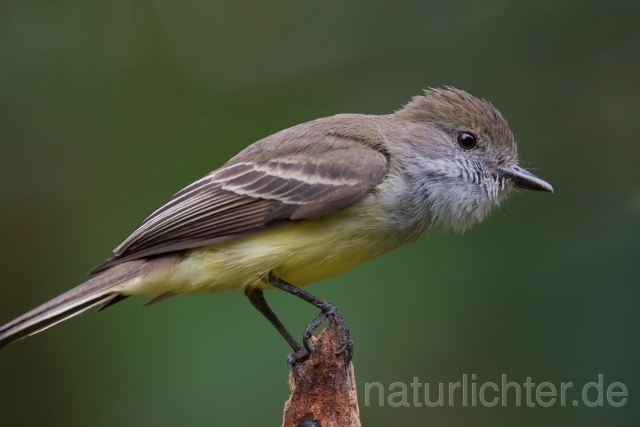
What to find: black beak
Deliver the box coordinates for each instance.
[497,165,553,193]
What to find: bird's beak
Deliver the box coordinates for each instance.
[497,165,553,193]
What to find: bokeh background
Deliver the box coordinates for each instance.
[1,1,639,426]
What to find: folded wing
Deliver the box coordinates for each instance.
[91,135,388,273]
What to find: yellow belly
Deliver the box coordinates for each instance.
[123,201,401,296]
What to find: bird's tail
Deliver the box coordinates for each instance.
[0,256,178,349]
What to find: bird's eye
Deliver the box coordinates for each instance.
[457,132,477,150]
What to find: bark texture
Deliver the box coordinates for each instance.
[282,318,361,427]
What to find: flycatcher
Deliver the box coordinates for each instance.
[0,88,552,370]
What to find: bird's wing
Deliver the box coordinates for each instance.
[90,134,388,273]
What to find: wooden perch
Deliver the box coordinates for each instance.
[282,318,361,427]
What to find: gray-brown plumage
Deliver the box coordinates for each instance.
[0,256,180,348]
[0,87,552,352]
[91,122,389,273]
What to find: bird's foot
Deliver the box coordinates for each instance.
[302,304,354,365]
[261,275,354,368]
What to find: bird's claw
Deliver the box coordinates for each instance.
[301,304,353,365]
[286,348,310,378]
[302,311,329,353]
[336,338,354,364]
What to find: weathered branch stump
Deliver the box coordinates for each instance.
[282,318,361,427]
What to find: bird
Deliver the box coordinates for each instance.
[0,87,552,371]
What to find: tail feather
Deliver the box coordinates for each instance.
[141,291,181,308]
[0,259,151,349]
[97,294,130,312]
[5,294,116,346]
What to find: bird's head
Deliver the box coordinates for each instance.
[394,87,552,231]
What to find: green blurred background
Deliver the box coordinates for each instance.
[1,1,639,426]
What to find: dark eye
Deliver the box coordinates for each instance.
[457,132,477,149]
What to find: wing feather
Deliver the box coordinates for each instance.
[90,135,388,274]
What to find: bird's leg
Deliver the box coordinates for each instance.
[267,275,354,364]
[244,287,309,375]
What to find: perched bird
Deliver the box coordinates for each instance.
[0,88,552,371]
